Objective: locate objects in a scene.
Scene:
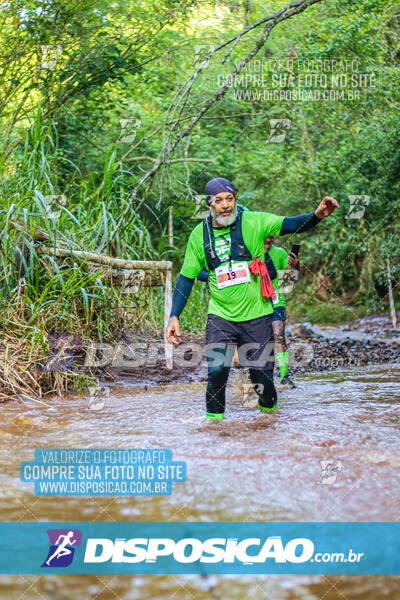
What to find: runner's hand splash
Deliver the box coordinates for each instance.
[315,196,339,219]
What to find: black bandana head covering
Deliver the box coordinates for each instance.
[205,177,238,205]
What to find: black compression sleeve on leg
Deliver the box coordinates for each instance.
[280,211,322,235]
[206,346,234,415]
[170,274,195,318]
[206,363,230,414]
[249,369,277,409]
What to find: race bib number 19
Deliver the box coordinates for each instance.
[215,261,251,289]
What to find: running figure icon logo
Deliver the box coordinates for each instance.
[41,529,82,568]
[242,383,263,408]
[277,268,299,295]
[191,194,209,220]
[192,44,213,68]
[346,195,370,219]
[267,119,291,143]
[318,460,343,485]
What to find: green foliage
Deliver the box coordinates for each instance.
[289,300,364,324]
[1,0,399,346]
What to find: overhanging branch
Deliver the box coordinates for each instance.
[104,0,324,249]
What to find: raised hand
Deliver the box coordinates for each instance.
[315,196,339,219]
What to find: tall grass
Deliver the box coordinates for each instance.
[0,111,174,397]
[0,110,162,329]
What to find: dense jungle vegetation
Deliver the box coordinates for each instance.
[0,0,399,356]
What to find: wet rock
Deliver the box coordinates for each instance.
[291,324,314,338]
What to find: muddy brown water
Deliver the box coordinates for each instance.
[0,363,399,599]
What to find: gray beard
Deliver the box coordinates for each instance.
[210,206,237,227]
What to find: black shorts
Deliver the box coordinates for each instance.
[205,313,274,370]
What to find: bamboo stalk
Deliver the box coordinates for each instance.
[89,267,163,287]
[38,246,170,271]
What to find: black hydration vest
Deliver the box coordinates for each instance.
[264,252,278,280]
[203,208,253,271]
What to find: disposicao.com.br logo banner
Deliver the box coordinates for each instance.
[0,523,398,574]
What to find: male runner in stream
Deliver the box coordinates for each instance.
[166,177,338,420]
[200,218,300,388]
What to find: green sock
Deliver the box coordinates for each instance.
[206,412,224,420]
[276,351,289,379]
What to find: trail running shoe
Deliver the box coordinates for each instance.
[280,375,296,389]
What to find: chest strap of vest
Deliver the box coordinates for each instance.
[203,209,253,271]
[264,252,278,280]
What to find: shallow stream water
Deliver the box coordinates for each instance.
[0,363,399,599]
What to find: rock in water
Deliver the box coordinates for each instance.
[290,324,314,338]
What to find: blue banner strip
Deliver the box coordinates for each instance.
[0,522,398,574]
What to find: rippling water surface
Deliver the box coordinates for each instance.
[0,363,399,598]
